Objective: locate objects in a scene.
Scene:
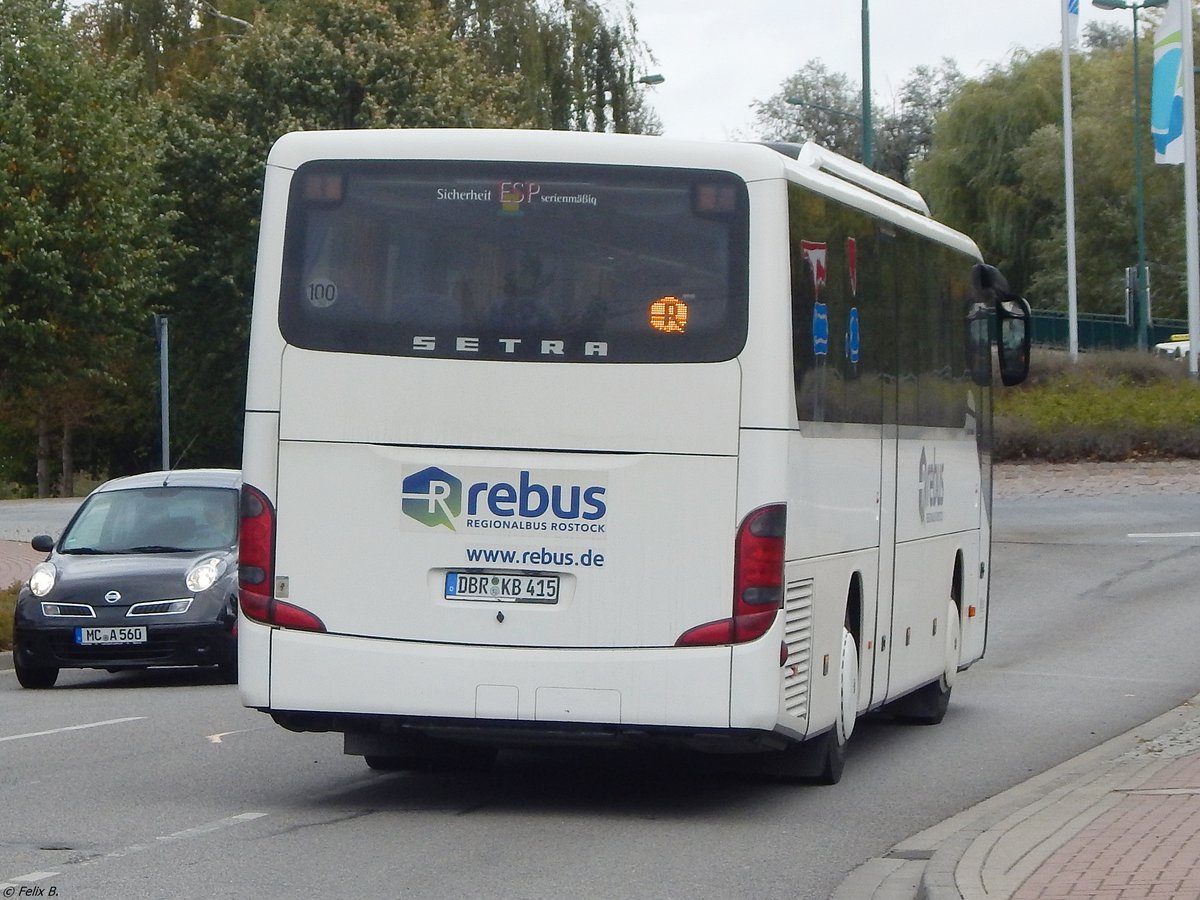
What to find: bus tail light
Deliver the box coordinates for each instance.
[239,484,326,633]
[676,504,786,647]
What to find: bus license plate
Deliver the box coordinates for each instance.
[445,572,559,604]
[75,626,148,645]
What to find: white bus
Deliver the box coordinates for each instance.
[238,129,1030,784]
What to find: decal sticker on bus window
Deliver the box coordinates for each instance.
[801,240,829,357]
[499,181,540,214]
[846,237,860,368]
[306,280,338,308]
[648,295,689,334]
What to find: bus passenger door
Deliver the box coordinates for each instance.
[871,425,898,707]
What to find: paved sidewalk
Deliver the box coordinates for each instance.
[0,539,46,591]
[837,456,1200,900]
[836,695,1200,900]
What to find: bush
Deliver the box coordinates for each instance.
[995,348,1200,460]
[0,582,16,651]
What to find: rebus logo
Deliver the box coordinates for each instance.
[917,447,945,525]
[402,467,462,531]
[401,465,608,533]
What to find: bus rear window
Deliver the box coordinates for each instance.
[278,161,749,363]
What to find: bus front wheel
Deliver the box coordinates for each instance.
[893,599,960,726]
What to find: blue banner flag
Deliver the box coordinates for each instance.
[1152,0,1186,165]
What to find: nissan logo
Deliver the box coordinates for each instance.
[104,590,121,604]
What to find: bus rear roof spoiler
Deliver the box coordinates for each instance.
[762,141,931,217]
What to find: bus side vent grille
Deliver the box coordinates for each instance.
[783,578,815,718]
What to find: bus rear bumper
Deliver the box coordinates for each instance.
[254,626,784,735]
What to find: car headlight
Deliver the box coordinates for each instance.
[185,557,227,593]
[29,562,57,598]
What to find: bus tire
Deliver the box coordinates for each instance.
[770,626,857,784]
[814,627,859,783]
[894,600,960,726]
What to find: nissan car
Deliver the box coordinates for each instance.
[12,468,241,688]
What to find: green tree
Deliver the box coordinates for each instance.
[442,0,659,133]
[751,60,865,160]
[917,8,1195,323]
[873,60,963,185]
[0,0,173,495]
[750,58,962,185]
[913,50,1064,297]
[153,0,530,466]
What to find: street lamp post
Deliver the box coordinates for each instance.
[784,1,872,168]
[1093,0,1168,351]
[861,0,872,169]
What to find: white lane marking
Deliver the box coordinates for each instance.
[156,812,268,843]
[2,813,270,884]
[206,729,255,744]
[0,717,146,743]
[1128,532,1200,539]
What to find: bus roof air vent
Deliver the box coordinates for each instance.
[764,141,930,217]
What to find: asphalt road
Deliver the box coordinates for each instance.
[2,488,1199,900]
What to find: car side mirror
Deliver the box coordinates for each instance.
[31,534,54,553]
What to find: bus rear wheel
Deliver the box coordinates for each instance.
[769,627,857,784]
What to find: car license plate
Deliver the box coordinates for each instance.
[75,626,148,645]
[445,572,559,604]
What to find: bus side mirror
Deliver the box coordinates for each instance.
[996,296,1032,387]
[971,263,1032,387]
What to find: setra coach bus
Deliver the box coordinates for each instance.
[237,129,1030,783]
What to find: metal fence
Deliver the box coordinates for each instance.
[1031,310,1187,351]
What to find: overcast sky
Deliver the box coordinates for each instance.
[630,0,1120,141]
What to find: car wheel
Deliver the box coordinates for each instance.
[15,654,59,689]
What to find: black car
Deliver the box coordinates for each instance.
[12,468,241,689]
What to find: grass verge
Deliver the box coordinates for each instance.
[995,349,1200,461]
[1,581,17,652]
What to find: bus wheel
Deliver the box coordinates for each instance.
[814,627,859,784]
[770,626,858,784]
[895,599,960,726]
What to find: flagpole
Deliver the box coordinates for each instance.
[1062,0,1081,361]
[1182,0,1199,378]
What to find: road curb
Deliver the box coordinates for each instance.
[0,650,12,671]
[914,693,1200,900]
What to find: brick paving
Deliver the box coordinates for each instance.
[994,458,1200,499]
[1011,754,1200,900]
[0,540,45,590]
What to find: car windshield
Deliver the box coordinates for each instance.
[59,486,239,554]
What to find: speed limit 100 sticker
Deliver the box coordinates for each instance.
[307,281,337,308]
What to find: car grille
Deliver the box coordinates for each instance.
[49,634,187,663]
